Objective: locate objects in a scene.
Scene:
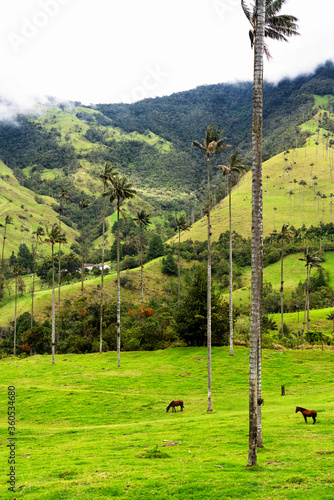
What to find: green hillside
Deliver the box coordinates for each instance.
[179,107,334,243]
[0,160,78,258]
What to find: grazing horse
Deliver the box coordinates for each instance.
[295,406,317,424]
[166,400,184,412]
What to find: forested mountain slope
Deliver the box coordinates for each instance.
[0,61,333,257]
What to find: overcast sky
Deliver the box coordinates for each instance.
[0,0,333,116]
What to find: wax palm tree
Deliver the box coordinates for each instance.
[57,187,69,345]
[241,0,299,60]
[99,162,119,353]
[321,194,327,222]
[10,263,23,356]
[134,210,152,306]
[192,123,230,412]
[265,175,270,199]
[79,197,90,294]
[243,1,298,458]
[299,247,322,331]
[219,152,247,356]
[316,191,322,223]
[278,223,294,345]
[45,224,67,364]
[1,215,13,272]
[105,176,136,367]
[329,193,334,222]
[0,215,13,300]
[31,226,45,328]
[174,214,190,311]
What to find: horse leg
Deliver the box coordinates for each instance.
[303,415,307,423]
[313,415,316,424]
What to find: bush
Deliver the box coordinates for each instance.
[161,253,177,275]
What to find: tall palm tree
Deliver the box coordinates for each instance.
[99,162,119,353]
[1,215,13,272]
[330,193,334,223]
[1,215,13,300]
[105,176,136,368]
[174,214,190,311]
[134,210,152,306]
[278,223,294,345]
[10,263,23,356]
[31,226,45,329]
[243,0,299,461]
[79,197,90,294]
[45,224,67,364]
[192,123,230,412]
[57,187,69,345]
[299,247,322,331]
[219,152,247,356]
[244,0,266,464]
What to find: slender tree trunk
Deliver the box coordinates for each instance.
[280,237,284,345]
[0,225,7,301]
[248,0,265,467]
[116,200,121,368]
[228,174,234,356]
[57,235,61,345]
[81,209,84,294]
[178,228,181,311]
[140,226,144,306]
[13,276,18,356]
[306,265,310,331]
[99,196,106,353]
[207,153,213,412]
[1,225,7,272]
[52,246,56,364]
[31,238,36,329]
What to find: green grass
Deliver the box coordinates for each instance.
[0,348,333,499]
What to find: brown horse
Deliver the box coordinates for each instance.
[295,406,317,424]
[166,400,184,412]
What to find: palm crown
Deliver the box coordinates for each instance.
[192,123,230,157]
[241,0,299,59]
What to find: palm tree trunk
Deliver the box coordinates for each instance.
[228,174,234,356]
[140,226,144,306]
[31,238,36,329]
[81,209,84,294]
[99,196,106,353]
[116,200,121,368]
[306,265,310,331]
[51,245,56,364]
[280,237,284,345]
[248,0,265,467]
[207,153,213,413]
[1,224,7,272]
[178,228,181,311]
[13,276,18,356]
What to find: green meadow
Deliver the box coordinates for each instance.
[0,348,333,499]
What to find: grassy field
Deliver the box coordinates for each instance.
[0,347,333,499]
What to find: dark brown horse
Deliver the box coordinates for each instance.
[295,406,317,424]
[166,400,184,412]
